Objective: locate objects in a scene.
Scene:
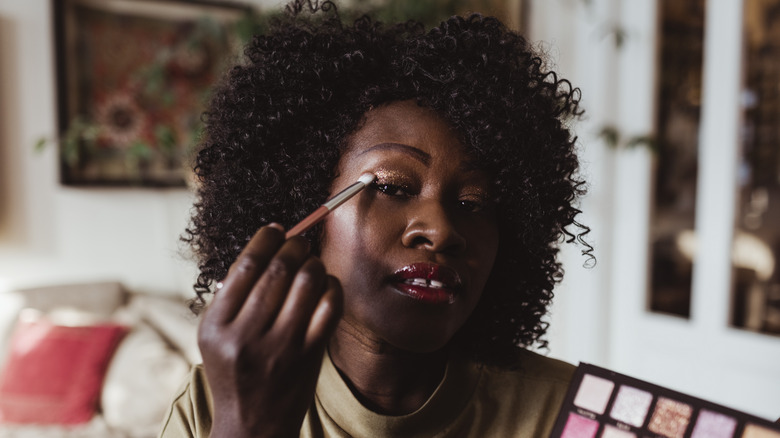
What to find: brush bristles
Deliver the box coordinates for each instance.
[358,172,376,185]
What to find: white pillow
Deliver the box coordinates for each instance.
[100,321,190,437]
[125,295,201,365]
[0,293,24,367]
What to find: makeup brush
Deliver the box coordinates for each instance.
[285,172,376,239]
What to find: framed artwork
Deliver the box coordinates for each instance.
[53,0,250,187]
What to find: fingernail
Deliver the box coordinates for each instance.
[267,222,285,231]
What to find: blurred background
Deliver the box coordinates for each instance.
[0,0,778,434]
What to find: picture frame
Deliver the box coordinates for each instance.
[53,0,250,187]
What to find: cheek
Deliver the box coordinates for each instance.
[319,205,387,281]
[320,211,358,276]
[465,219,500,268]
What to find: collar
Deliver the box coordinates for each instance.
[314,349,481,438]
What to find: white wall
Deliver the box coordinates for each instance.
[530,0,780,421]
[0,0,283,296]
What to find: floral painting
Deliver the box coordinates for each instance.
[54,0,249,186]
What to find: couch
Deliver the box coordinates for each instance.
[0,282,200,438]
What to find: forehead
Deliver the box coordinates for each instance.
[344,100,468,160]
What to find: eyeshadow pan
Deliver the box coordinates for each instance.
[574,374,615,414]
[601,425,636,438]
[647,397,693,438]
[609,385,653,427]
[690,410,736,438]
[562,412,599,438]
[743,424,780,438]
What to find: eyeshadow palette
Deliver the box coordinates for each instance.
[550,363,780,438]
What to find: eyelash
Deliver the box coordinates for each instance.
[458,198,487,213]
[371,181,490,213]
[371,181,411,197]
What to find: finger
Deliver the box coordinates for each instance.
[204,224,285,325]
[225,223,285,278]
[273,256,327,346]
[304,276,343,350]
[233,236,311,333]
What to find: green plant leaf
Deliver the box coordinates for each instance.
[128,141,153,160]
[33,137,48,153]
[155,124,177,155]
[626,135,657,152]
[598,125,620,149]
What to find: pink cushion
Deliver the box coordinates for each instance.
[0,317,127,424]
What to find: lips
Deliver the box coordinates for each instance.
[389,262,462,304]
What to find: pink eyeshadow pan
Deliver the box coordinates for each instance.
[562,412,599,438]
[574,374,615,414]
[690,410,736,438]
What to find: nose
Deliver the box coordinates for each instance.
[400,200,467,254]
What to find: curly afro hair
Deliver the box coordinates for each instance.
[183,0,592,366]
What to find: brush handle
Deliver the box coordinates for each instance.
[285,205,330,239]
[285,174,374,239]
[323,180,369,210]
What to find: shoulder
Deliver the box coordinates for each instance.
[479,349,575,388]
[463,350,574,436]
[475,350,574,418]
[158,364,213,438]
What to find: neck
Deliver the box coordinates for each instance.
[327,319,448,416]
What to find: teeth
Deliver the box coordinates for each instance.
[404,278,446,289]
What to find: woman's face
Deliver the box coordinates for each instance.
[320,100,499,353]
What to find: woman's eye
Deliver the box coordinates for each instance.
[458,195,492,213]
[458,199,484,212]
[373,182,409,197]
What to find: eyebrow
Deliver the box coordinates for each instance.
[357,142,431,166]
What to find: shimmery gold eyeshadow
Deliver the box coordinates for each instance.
[372,168,406,184]
[463,187,488,197]
[743,424,780,438]
[647,397,693,438]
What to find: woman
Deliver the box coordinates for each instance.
[160,1,591,436]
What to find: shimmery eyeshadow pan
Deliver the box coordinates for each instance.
[691,410,737,438]
[549,363,780,438]
[609,385,653,427]
[648,397,692,438]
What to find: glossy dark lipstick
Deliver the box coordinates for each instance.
[390,262,461,304]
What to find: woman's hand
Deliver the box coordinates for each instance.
[197,224,343,438]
